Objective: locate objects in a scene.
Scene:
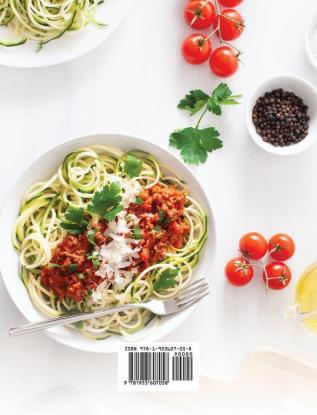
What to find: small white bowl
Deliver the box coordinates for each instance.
[246,75,317,156]
[305,12,317,71]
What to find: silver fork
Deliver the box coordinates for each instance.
[9,278,210,337]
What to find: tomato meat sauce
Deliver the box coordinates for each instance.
[41,232,103,303]
[129,183,189,269]
[41,184,189,302]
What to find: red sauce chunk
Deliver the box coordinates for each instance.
[41,233,102,303]
[129,183,189,268]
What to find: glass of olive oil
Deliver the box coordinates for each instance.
[295,262,317,334]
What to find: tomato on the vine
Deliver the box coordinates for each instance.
[263,262,292,290]
[217,9,244,41]
[225,257,254,286]
[184,0,216,30]
[218,0,243,6]
[268,234,295,261]
[181,34,212,64]
[209,46,239,77]
[239,232,268,260]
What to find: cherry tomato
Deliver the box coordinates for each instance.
[182,34,212,64]
[209,46,239,77]
[239,232,268,260]
[184,1,216,30]
[268,234,295,261]
[225,257,254,287]
[263,262,292,290]
[218,0,243,6]
[217,9,244,41]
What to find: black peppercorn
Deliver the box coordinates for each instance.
[252,89,309,147]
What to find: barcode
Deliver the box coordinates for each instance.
[119,343,198,391]
[128,352,169,382]
[172,355,193,381]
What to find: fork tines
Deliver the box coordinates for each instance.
[175,278,210,309]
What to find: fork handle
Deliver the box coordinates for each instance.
[9,303,141,337]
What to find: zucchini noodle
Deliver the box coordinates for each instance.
[0,0,105,49]
[13,145,207,340]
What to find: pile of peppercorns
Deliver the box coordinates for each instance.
[252,89,310,147]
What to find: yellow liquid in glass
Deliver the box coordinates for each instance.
[295,262,317,334]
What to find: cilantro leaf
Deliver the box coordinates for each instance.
[88,252,100,269]
[87,182,123,222]
[87,229,97,245]
[154,268,180,291]
[207,83,241,115]
[92,257,100,269]
[169,127,223,165]
[64,206,85,223]
[135,196,143,205]
[178,90,210,116]
[105,205,123,221]
[47,263,61,268]
[171,83,241,164]
[61,206,88,235]
[68,264,78,272]
[158,209,165,224]
[123,154,143,178]
[133,225,142,240]
[73,321,84,330]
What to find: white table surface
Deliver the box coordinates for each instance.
[1,0,317,410]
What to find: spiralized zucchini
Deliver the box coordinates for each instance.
[0,0,105,50]
[13,145,207,340]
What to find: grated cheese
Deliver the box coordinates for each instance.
[107,174,141,208]
[94,209,140,290]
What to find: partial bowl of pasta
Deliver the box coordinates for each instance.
[0,133,215,352]
[0,0,134,68]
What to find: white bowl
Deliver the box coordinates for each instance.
[0,0,134,68]
[305,12,317,72]
[246,75,317,156]
[0,133,216,353]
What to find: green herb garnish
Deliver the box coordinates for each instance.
[92,257,100,269]
[88,252,100,270]
[154,268,180,291]
[77,273,85,280]
[47,263,61,268]
[135,196,143,205]
[170,83,241,165]
[123,154,143,178]
[73,321,84,330]
[133,225,142,240]
[87,228,97,245]
[153,225,161,232]
[87,182,123,221]
[68,264,78,272]
[61,205,88,235]
[158,209,171,227]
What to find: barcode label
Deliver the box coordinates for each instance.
[129,352,169,382]
[118,343,199,391]
[172,355,193,381]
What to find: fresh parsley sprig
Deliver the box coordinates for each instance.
[60,206,88,235]
[169,83,241,165]
[61,183,124,237]
[87,182,123,221]
[154,268,180,291]
[123,154,143,178]
[87,228,97,245]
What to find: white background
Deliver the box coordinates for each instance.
[1,0,317,411]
